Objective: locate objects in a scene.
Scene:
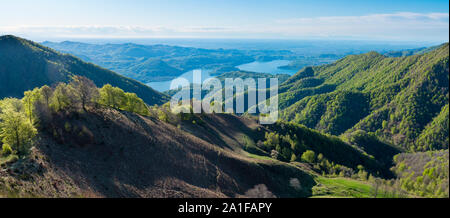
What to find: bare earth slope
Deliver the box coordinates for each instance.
[1,108,314,198]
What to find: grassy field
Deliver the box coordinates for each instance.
[246,153,275,161]
[243,151,381,198]
[311,176,375,198]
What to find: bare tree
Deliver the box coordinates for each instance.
[69,76,99,111]
[40,85,53,109]
[244,184,276,198]
[372,178,381,198]
[289,178,302,191]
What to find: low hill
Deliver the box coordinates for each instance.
[0,35,168,105]
[128,59,183,83]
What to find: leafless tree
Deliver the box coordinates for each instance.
[372,178,381,198]
[289,178,302,191]
[244,184,276,198]
[69,76,99,111]
[40,85,53,109]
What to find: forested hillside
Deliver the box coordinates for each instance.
[281,43,449,151]
[0,35,168,105]
[0,36,448,198]
[1,75,395,197]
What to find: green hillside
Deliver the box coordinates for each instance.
[415,104,449,151]
[391,150,449,197]
[1,77,391,198]
[281,43,449,151]
[0,35,168,105]
[2,77,446,198]
[0,35,448,198]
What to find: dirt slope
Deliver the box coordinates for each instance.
[1,108,315,198]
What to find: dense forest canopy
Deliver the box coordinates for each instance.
[281,43,449,152]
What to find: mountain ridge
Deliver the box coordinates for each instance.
[0,35,168,105]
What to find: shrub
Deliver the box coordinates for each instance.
[2,144,13,156]
[290,153,297,162]
[301,150,316,163]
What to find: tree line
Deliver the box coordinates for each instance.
[0,76,150,158]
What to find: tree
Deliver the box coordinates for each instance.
[290,153,297,162]
[371,177,382,198]
[124,92,150,116]
[98,84,149,115]
[301,150,316,163]
[69,76,99,111]
[99,84,126,109]
[317,153,324,161]
[264,132,280,150]
[40,85,53,109]
[0,99,37,155]
[33,86,53,125]
[244,184,276,198]
[50,83,74,112]
[23,87,42,123]
[0,98,23,113]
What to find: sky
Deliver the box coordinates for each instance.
[0,0,449,42]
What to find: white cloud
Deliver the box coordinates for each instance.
[277,12,449,24]
[0,12,448,41]
[272,12,449,41]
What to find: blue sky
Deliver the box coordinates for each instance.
[1,0,448,42]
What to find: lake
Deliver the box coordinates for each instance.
[237,60,296,75]
[147,60,295,92]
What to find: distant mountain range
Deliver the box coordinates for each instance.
[42,40,439,86]
[383,45,442,57]
[42,41,296,83]
[0,35,168,105]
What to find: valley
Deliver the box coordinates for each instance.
[0,35,448,198]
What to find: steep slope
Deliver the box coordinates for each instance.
[0,109,316,198]
[0,35,168,105]
[281,43,449,151]
[415,104,449,151]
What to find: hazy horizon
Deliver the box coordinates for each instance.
[1,0,448,43]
